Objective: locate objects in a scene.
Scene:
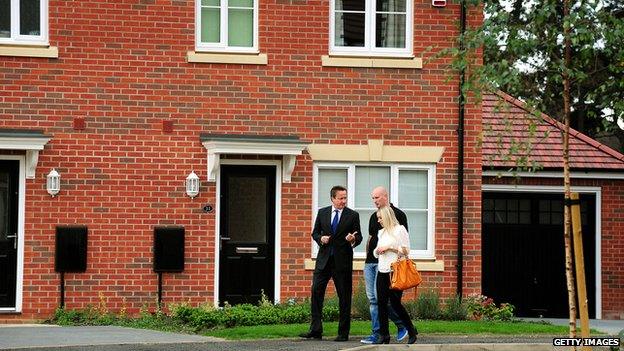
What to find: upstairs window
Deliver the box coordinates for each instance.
[0,0,48,45]
[196,0,258,53]
[330,0,412,57]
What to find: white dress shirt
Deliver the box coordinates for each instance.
[331,207,342,224]
[373,225,410,273]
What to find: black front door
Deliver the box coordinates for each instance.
[482,192,596,318]
[219,165,276,305]
[0,160,19,308]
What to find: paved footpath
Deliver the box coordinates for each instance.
[0,322,621,351]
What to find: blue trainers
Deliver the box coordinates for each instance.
[396,328,408,341]
[360,335,378,344]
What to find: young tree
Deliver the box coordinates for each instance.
[484,0,624,153]
[442,0,624,337]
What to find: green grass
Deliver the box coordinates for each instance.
[201,320,573,339]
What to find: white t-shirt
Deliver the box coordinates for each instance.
[373,225,410,273]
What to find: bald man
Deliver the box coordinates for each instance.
[360,186,409,344]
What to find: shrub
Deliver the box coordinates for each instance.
[53,306,118,326]
[443,295,468,321]
[414,289,442,320]
[322,296,340,321]
[278,303,309,324]
[54,293,345,331]
[352,277,370,320]
[168,295,341,330]
[465,294,515,321]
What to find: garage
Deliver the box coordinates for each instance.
[481,191,596,318]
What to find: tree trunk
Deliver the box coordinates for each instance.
[562,0,577,339]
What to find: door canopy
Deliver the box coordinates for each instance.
[200,134,307,183]
[0,129,52,179]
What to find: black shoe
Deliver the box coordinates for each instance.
[334,335,349,342]
[372,336,390,344]
[299,331,322,340]
[407,334,417,344]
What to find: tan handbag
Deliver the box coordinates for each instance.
[390,258,422,291]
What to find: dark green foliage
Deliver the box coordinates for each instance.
[443,295,468,321]
[51,290,516,331]
[483,0,624,153]
[170,298,339,331]
[414,289,442,320]
[351,278,371,320]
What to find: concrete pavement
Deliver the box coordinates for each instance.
[0,325,219,350]
[0,320,621,350]
[521,318,624,335]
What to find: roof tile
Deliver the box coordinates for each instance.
[482,91,624,170]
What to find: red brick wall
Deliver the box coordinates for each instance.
[0,0,482,321]
[483,176,624,319]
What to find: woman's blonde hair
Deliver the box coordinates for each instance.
[377,206,399,230]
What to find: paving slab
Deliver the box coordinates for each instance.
[521,318,624,335]
[0,325,219,350]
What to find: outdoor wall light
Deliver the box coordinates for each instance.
[47,169,60,197]
[185,171,200,198]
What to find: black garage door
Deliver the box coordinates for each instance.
[482,192,596,318]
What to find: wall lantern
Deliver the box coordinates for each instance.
[47,169,60,197]
[185,171,200,198]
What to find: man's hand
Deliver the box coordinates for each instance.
[345,231,357,244]
[320,235,331,245]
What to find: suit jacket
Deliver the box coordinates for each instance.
[312,206,362,271]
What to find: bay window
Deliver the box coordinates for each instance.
[196,0,258,53]
[314,163,435,259]
[330,0,413,56]
[0,0,48,45]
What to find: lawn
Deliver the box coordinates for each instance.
[202,320,572,339]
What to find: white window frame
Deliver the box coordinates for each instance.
[329,0,413,57]
[312,162,435,259]
[0,0,48,45]
[195,0,259,53]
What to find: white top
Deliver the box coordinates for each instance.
[373,225,410,273]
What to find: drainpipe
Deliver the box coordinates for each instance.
[456,0,467,299]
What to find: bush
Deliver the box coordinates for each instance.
[352,277,370,320]
[54,306,117,326]
[414,289,442,320]
[168,295,341,331]
[443,295,468,321]
[465,294,515,321]
[322,296,340,322]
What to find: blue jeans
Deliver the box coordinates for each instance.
[364,263,405,336]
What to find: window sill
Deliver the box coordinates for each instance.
[304,258,444,272]
[321,55,422,69]
[187,51,267,65]
[0,45,58,58]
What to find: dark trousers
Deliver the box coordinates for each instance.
[376,271,417,338]
[310,258,352,337]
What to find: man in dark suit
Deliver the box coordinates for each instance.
[300,185,362,341]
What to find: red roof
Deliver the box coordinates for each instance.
[483,91,624,171]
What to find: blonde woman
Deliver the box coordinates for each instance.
[373,206,417,344]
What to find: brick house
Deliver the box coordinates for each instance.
[482,92,624,320]
[1,0,483,321]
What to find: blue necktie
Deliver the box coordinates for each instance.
[331,209,340,234]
